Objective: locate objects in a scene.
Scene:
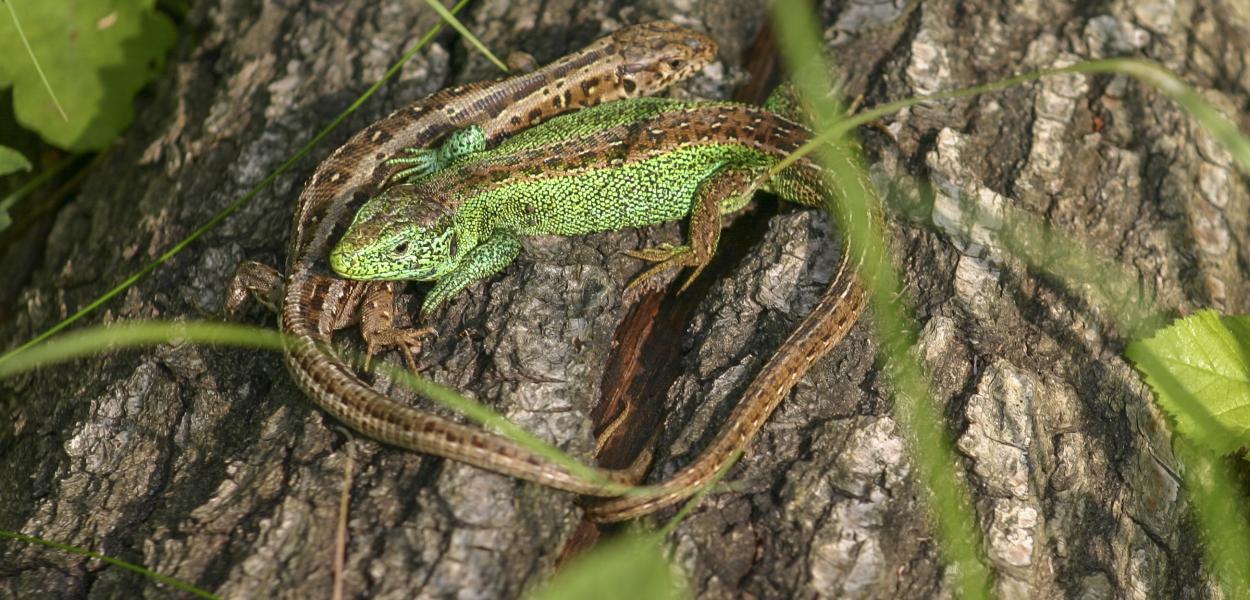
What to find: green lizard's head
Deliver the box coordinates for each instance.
[330,184,461,281]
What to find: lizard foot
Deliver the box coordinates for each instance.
[623,243,706,293]
[225,260,283,315]
[386,148,439,183]
[387,126,487,183]
[363,326,437,373]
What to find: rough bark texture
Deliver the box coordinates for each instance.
[3,0,1248,598]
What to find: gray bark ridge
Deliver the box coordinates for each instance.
[2,0,1247,598]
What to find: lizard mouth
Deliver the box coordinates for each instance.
[328,250,434,281]
[327,249,378,279]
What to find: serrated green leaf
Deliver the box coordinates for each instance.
[1127,310,1250,456]
[526,533,687,600]
[0,0,176,151]
[0,144,31,175]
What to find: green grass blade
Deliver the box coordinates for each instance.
[422,0,509,72]
[1109,59,1250,174]
[910,119,1250,595]
[0,319,640,495]
[378,361,633,493]
[909,164,1166,339]
[657,449,741,538]
[767,39,1250,600]
[526,532,687,600]
[1127,341,1250,593]
[768,2,992,598]
[1173,438,1250,594]
[0,529,220,599]
[778,58,1250,185]
[0,321,283,377]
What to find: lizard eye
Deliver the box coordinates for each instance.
[393,241,409,256]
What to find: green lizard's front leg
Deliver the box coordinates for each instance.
[423,231,521,313]
[383,48,545,185]
[388,124,489,183]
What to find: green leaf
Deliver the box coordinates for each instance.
[1127,310,1250,456]
[526,533,687,600]
[0,144,32,176]
[0,0,176,151]
[0,144,33,229]
[0,529,220,599]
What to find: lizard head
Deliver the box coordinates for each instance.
[330,184,460,281]
[610,22,717,95]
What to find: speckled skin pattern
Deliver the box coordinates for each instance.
[330,96,876,521]
[226,23,721,496]
[332,98,824,310]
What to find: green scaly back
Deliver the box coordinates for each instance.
[330,96,830,312]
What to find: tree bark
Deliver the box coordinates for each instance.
[2,0,1247,598]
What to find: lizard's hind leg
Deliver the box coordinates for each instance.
[625,167,756,293]
[225,261,284,314]
[226,263,432,371]
[360,282,435,373]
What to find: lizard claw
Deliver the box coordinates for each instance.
[363,326,437,373]
[622,242,680,262]
[623,244,705,293]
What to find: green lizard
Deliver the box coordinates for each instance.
[330,97,832,301]
[328,95,873,521]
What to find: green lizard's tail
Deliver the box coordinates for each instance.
[762,81,835,209]
[764,82,806,123]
